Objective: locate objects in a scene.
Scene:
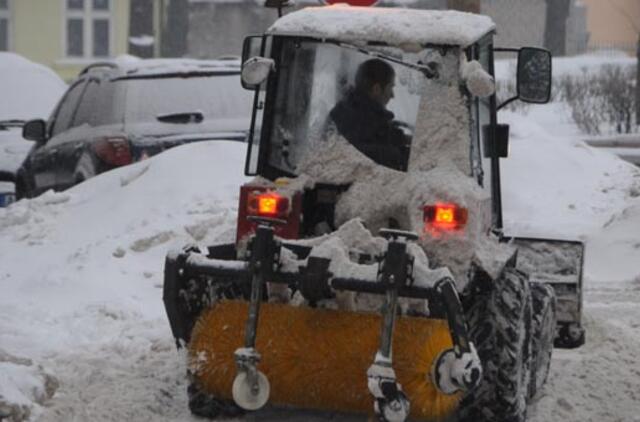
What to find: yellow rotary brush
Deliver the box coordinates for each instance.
[189,300,462,421]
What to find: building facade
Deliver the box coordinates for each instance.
[0,0,131,81]
[581,0,639,56]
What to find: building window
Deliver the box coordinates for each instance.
[0,0,10,52]
[65,0,111,58]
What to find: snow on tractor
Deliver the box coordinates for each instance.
[163,5,586,422]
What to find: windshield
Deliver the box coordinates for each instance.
[124,74,253,130]
[267,39,438,173]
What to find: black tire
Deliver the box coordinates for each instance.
[528,283,556,401]
[187,380,244,419]
[458,268,532,422]
[15,175,31,200]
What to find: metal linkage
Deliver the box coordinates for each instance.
[431,279,482,395]
[367,230,416,422]
[232,224,277,410]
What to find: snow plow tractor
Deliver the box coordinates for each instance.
[163,5,585,422]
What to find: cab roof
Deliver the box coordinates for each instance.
[268,5,495,49]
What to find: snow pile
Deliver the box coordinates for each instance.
[410,51,471,175]
[0,53,66,121]
[499,110,639,239]
[0,53,66,184]
[0,350,58,421]
[0,141,248,419]
[586,197,640,283]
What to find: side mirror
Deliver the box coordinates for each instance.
[22,119,47,143]
[241,35,264,90]
[241,57,275,88]
[517,47,552,104]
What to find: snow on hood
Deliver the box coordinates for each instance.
[268,5,495,50]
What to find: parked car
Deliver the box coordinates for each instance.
[15,58,254,199]
[0,52,67,206]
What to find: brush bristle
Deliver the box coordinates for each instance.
[189,300,461,421]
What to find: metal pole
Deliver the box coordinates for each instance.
[636,34,640,125]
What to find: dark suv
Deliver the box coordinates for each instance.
[16,58,253,199]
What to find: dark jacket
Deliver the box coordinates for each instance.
[329,89,409,171]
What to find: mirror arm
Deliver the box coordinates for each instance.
[497,96,518,111]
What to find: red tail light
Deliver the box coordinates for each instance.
[247,191,290,220]
[236,185,301,244]
[424,203,468,231]
[93,137,132,166]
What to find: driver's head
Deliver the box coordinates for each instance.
[355,59,395,106]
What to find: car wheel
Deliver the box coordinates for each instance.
[15,174,33,200]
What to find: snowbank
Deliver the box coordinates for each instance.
[585,197,640,283]
[500,110,639,239]
[0,141,249,419]
[0,53,66,189]
[0,53,66,121]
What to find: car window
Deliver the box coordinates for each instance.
[72,78,121,128]
[50,80,86,137]
[123,74,253,126]
[73,79,99,127]
[91,79,121,126]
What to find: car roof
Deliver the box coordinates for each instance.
[79,58,241,79]
[268,5,496,49]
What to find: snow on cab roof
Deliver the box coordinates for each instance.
[81,57,241,78]
[268,5,495,48]
[118,58,241,77]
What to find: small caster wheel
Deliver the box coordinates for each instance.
[232,370,270,410]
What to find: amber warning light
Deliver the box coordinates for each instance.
[424,204,468,231]
[248,191,290,220]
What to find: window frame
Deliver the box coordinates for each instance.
[0,0,12,52]
[64,0,113,59]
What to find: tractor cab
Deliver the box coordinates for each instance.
[239,5,552,238]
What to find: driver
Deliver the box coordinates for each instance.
[329,58,410,171]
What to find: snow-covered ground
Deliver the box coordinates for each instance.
[1,53,639,421]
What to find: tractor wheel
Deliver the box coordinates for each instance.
[187,380,245,419]
[458,267,532,422]
[527,283,556,401]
